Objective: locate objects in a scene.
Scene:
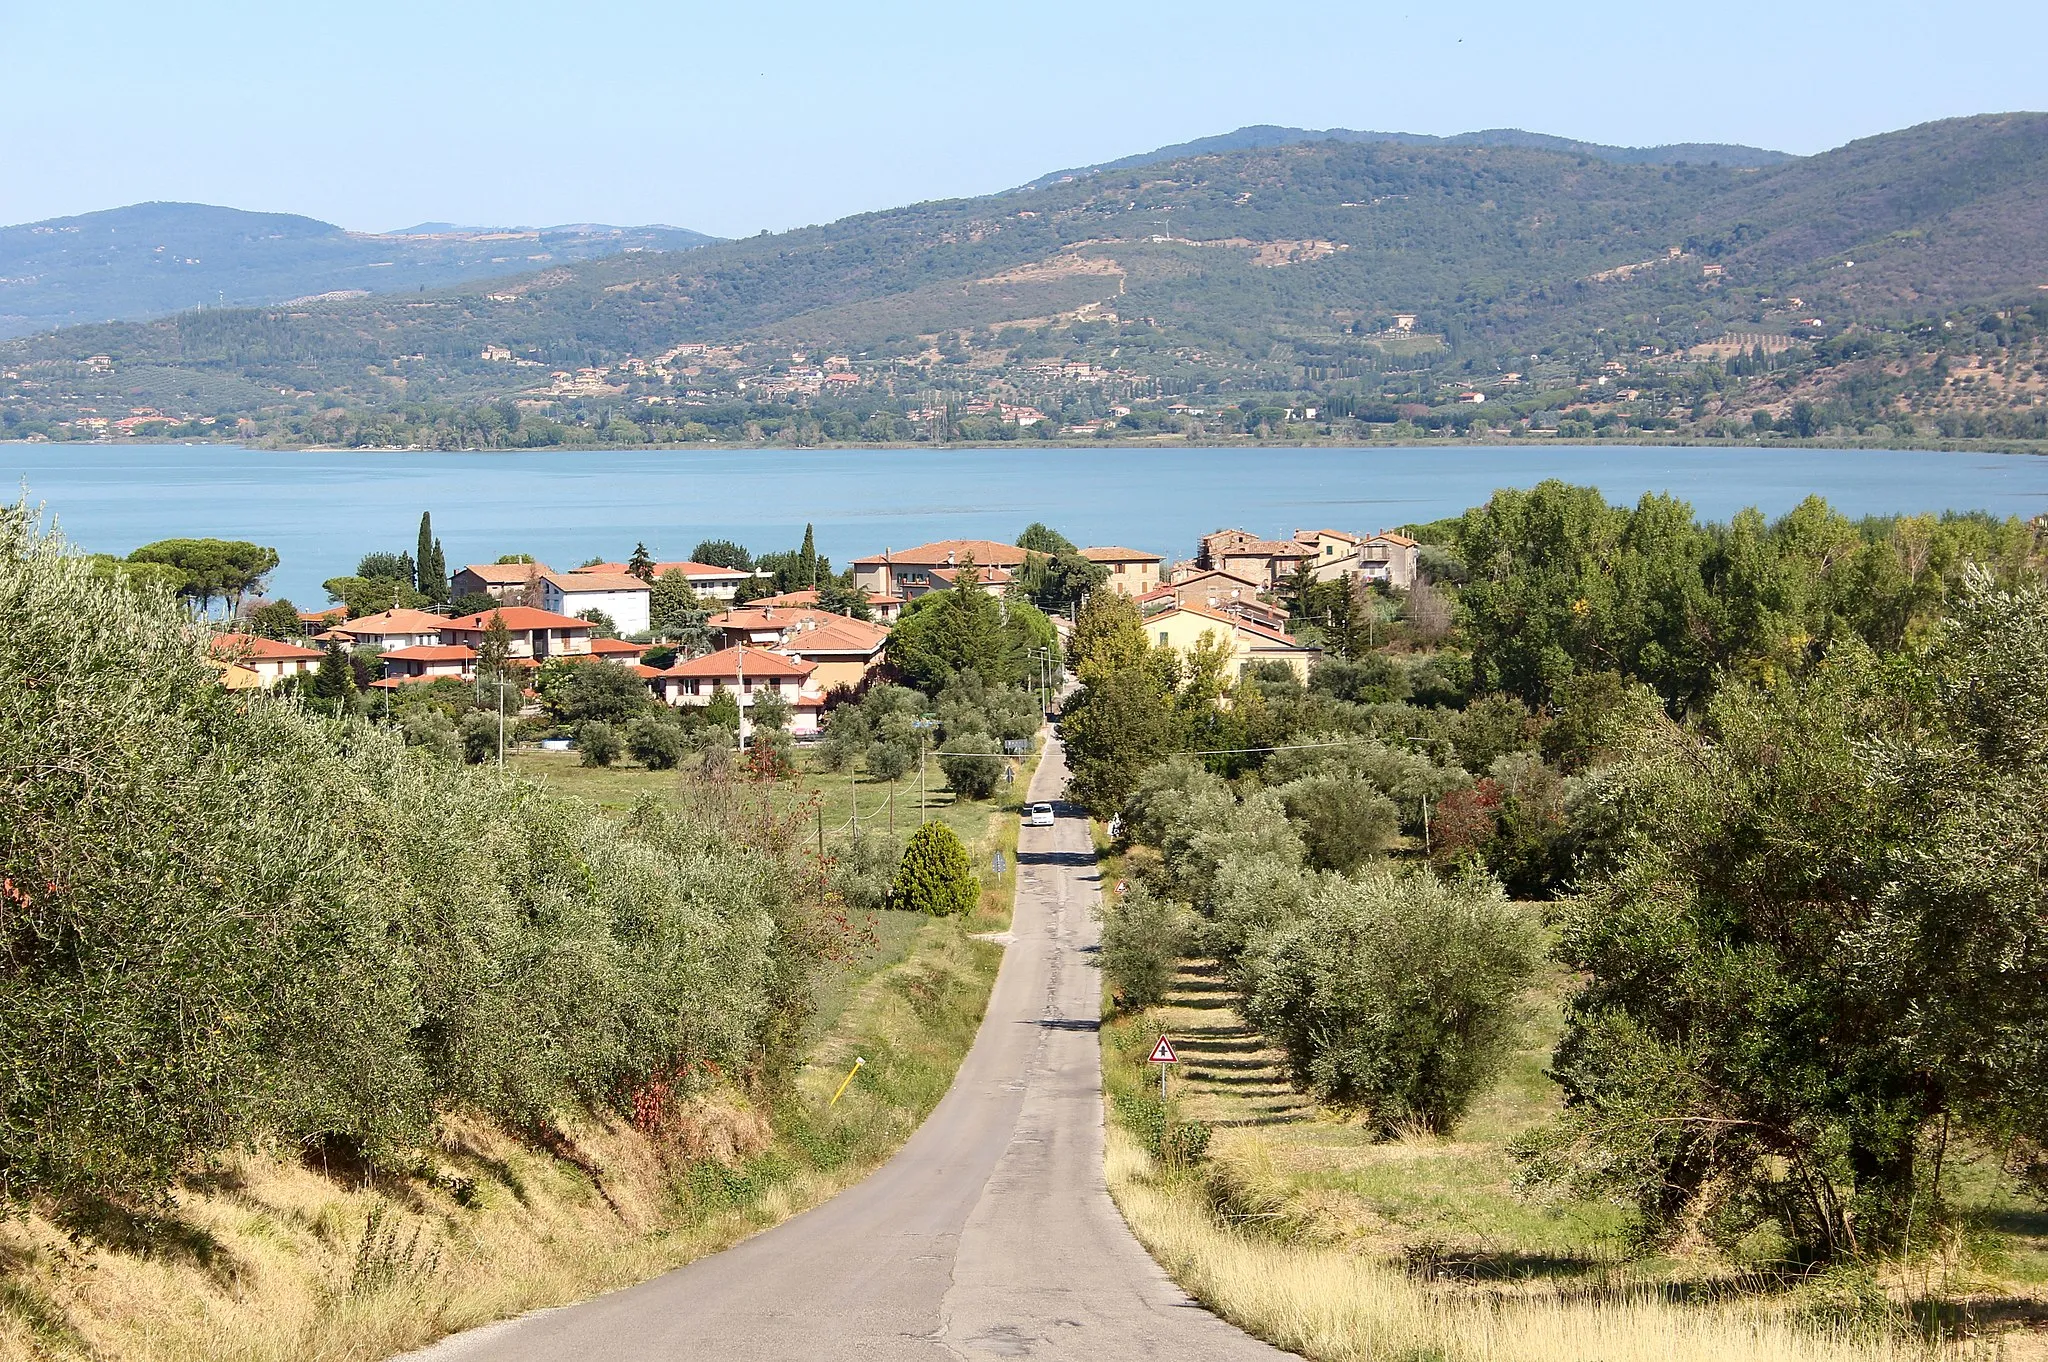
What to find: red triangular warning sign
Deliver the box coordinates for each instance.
[1148,1036,1178,1063]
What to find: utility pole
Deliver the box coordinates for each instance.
[912,715,940,825]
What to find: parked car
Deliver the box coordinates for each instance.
[1027,803,1055,827]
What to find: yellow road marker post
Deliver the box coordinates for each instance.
[830,1056,867,1106]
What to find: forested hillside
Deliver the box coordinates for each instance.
[3,114,2045,449]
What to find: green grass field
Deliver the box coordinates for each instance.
[506,747,1022,860]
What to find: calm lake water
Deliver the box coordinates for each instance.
[8,443,2048,605]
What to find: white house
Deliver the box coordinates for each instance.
[646,644,826,737]
[575,560,760,602]
[541,570,652,635]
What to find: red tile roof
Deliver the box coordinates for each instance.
[380,645,477,662]
[851,539,1028,568]
[929,563,1014,585]
[585,560,750,580]
[368,674,457,690]
[545,570,649,593]
[333,607,449,635]
[209,633,324,661]
[456,562,551,585]
[589,638,644,655]
[1157,602,1314,649]
[749,589,819,607]
[442,606,592,632]
[1079,545,1163,562]
[662,645,815,680]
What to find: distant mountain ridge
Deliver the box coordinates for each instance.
[0,202,716,338]
[6,112,2046,452]
[1016,123,1795,189]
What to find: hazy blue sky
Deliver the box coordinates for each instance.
[6,1,2042,236]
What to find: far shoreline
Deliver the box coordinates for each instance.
[8,434,2048,458]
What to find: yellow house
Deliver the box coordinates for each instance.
[1144,603,1319,683]
[1079,545,1163,596]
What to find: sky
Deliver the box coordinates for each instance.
[5,1,2044,238]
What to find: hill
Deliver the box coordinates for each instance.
[2,115,2045,449]
[1015,123,1794,189]
[0,202,716,337]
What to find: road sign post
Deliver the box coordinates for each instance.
[1148,1035,1178,1100]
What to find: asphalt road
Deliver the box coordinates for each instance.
[408,734,1284,1361]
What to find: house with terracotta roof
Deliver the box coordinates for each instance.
[1355,532,1420,590]
[1197,530,1315,591]
[437,606,594,660]
[1139,569,1287,629]
[926,562,1012,597]
[373,645,478,688]
[1142,603,1320,683]
[707,606,890,694]
[1293,528,1361,563]
[746,587,905,623]
[575,560,758,602]
[851,540,1028,600]
[207,634,324,689]
[1079,546,1163,596]
[326,607,449,652]
[647,645,826,736]
[539,570,651,636]
[451,562,552,604]
[589,638,647,665]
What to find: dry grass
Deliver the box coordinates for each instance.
[1107,1125,1977,1362]
[1096,936,2043,1361]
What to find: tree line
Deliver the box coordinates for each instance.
[1080,482,2048,1267]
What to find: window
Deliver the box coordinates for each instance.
[1158,631,1170,646]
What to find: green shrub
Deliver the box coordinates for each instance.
[937,736,1004,801]
[1243,867,1538,1134]
[578,720,621,767]
[1111,1088,1210,1169]
[627,716,683,770]
[1098,884,1186,1009]
[832,833,903,914]
[399,708,461,763]
[458,709,499,763]
[1278,775,1399,873]
[890,822,979,916]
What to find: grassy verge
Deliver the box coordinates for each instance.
[0,748,1036,1362]
[1098,947,2042,1361]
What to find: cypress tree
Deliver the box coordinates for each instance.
[416,513,449,601]
[800,523,817,589]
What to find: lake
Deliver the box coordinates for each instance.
[8,443,2048,605]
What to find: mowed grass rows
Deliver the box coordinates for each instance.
[1101,953,2047,1361]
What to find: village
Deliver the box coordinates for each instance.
[205,525,1421,742]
